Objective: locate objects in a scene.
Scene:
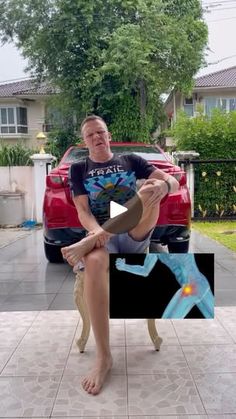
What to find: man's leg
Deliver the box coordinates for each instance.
[128,182,161,241]
[61,180,159,265]
[81,247,112,395]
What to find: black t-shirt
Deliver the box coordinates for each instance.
[69,153,156,225]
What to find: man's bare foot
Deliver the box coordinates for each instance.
[61,234,98,266]
[81,355,113,395]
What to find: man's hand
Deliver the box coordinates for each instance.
[115,258,126,271]
[87,228,111,248]
[138,178,168,207]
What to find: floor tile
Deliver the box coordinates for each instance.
[182,344,236,373]
[13,280,64,294]
[172,319,234,344]
[125,320,179,346]
[0,376,60,418]
[0,326,30,348]
[48,293,76,310]
[194,372,236,414]
[1,294,57,311]
[0,347,16,373]
[127,345,189,375]
[130,416,207,419]
[0,263,38,273]
[1,345,70,377]
[128,373,205,415]
[74,323,126,347]
[64,346,126,376]
[19,325,76,349]
[0,311,39,327]
[52,375,128,416]
[31,310,79,327]
[0,281,17,294]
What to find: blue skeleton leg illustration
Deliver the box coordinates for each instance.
[115,253,214,318]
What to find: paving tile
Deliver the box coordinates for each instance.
[0,263,39,273]
[0,347,16,373]
[182,344,236,373]
[194,372,236,414]
[125,320,179,346]
[0,326,30,348]
[31,310,79,327]
[0,311,39,327]
[128,373,205,415]
[1,345,70,377]
[18,325,76,349]
[0,376,60,418]
[74,323,126,347]
[64,346,126,376]
[172,318,234,344]
[48,293,76,310]
[13,280,64,294]
[52,374,128,416]
[0,293,57,311]
[0,281,17,294]
[127,345,189,375]
[215,290,236,306]
[130,416,207,419]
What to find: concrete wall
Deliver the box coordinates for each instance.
[0,166,34,220]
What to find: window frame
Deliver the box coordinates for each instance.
[0,106,28,135]
[204,97,236,115]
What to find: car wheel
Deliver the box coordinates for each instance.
[167,240,189,253]
[44,242,64,263]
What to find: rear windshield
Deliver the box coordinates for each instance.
[61,145,166,164]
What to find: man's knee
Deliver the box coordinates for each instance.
[84,248,109,272]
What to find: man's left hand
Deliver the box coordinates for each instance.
[138,178,168,207]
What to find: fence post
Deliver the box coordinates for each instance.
[30,153,56,223]
[173,151,200,218]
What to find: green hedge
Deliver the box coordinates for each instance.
[170,110,236,218]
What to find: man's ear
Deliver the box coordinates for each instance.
[108,132,112,141]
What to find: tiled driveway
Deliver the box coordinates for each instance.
[0,228,235,310]
[0,228,235,417]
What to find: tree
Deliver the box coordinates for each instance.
[0,0,208,141]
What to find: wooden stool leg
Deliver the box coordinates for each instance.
[74,270,90,353]
[147,319,163,351]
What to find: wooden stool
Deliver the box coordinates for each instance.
[74,269,163,352]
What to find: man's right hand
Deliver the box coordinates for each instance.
[87,228,112,248]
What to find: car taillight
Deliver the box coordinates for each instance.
[46,174,64,188]
[171,172,187,186]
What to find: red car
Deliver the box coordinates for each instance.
[43,143,191,263]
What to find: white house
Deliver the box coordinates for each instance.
[0,79,58,148]
[165,65,236,126]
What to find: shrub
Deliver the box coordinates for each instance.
[0,143,37,166]
[170,110,236,218]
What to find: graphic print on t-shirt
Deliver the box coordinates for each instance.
[84,169,137,224]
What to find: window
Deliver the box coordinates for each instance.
[205,97,236,116]
[0,106,28,134]
[183,97,194,117]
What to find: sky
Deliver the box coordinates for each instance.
[0,0,236,83]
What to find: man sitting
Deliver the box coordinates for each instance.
[62,115,179,395]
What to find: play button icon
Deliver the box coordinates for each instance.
[110,201,128,218]
[102,188,143,235]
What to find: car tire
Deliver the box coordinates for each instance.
[44,242,64,263]
[167,241,189,253]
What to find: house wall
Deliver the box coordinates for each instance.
[0,97,47,149]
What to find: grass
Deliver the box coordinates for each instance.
[192,220,236,252]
